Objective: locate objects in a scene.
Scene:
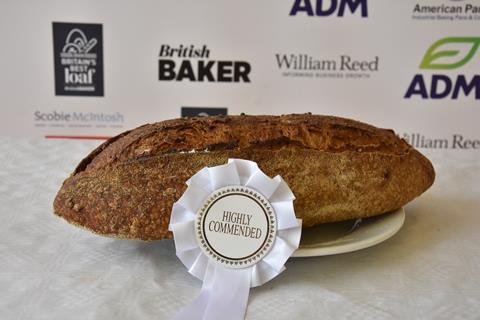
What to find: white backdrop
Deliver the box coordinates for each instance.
[1,0,479,150]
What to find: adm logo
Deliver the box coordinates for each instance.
[289,0,368,17]
[52,22,104,96]
[405,37,480,99]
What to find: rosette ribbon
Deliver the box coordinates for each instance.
[169,159,302,320]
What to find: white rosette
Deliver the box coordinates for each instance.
[169,159,302,320]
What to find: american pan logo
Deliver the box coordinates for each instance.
[404,37,480,99]
[289,0,368,17]
[52,22,104,96]
[411,0,480,21]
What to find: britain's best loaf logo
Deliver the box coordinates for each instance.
[52,22,104,96]
[404,37,480,99]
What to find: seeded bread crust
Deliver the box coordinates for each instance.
[53,114,435,240]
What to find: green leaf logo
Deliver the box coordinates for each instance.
[420,37,480,70]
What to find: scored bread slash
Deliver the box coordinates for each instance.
[53,114,435,241]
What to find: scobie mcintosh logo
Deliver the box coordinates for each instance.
[52,22,104,96]
[275,53,379,79]
[158,44,251,82]
[404,37,480,99]
[289,0,368,17]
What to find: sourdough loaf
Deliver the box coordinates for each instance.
[53,114,435,240]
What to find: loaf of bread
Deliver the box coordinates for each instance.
[53,114,435,240]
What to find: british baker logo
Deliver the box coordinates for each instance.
[289,0,368,17]
[52,22,104,96]
[411,0,480,21]
[158,44,251,82]
[404,37,480,99]
[275,53,379,79]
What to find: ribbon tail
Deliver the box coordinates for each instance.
[172,261,215,320]
[173,262,252,320]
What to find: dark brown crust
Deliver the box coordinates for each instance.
[53,114,435,240]
[79,114,411,173]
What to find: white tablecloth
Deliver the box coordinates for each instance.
[1,136,479,320]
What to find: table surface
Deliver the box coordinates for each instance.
[1,136,479,320]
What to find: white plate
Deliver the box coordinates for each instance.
[292,207,405,258]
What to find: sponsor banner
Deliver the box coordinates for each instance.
[0,0,478,151]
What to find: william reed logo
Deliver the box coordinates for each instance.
[158,45,251,82]
[289,0,368,17]
[52,22,104,96]
[275,53,378,79]
[404,37,480,99]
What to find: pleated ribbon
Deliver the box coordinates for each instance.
[169,159,302,320]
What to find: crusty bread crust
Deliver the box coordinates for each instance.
[53,114,435,240]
